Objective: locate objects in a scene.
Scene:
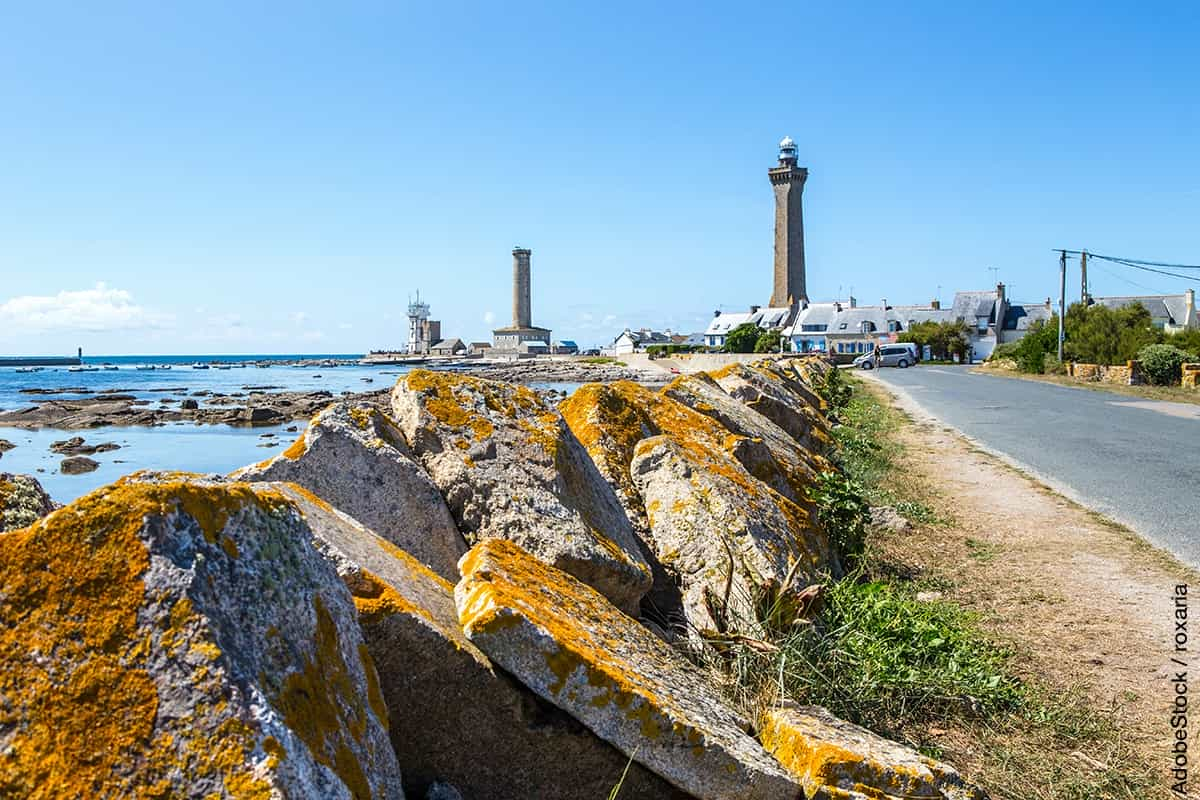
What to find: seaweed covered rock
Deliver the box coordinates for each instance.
[391,369,650,614]
[232,401,466,580]
[709,361,833,454]
[0,472,402,799]
[456,539,804,800]
[271,483,688,800]
[0,473,56,532]
[760,705,986,800]
[561,381,833,635]
[662,372,829,500]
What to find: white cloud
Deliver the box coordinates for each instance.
[0,283,171,332]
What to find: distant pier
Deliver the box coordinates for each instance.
[0,356,82,367]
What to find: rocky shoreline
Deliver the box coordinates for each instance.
[0,358,986,800]
[0,360,665,430]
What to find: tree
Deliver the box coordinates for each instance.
[1063,302,1160,365]
[723,323,760,353]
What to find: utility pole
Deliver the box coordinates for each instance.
[1057,250,1067,362]
[1080,250,1089,305]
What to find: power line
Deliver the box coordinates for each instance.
[1052,249,1200,282]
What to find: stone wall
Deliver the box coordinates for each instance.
[1182,363,1200,389]
[1066,360,1142,385]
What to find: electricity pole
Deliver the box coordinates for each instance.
[1057,250,1067,362]
[1080,250,1089,304]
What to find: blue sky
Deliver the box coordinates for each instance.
[1,2,1197,354]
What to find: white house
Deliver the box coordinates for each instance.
[703,306,793,348]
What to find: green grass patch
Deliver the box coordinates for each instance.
[965,537,998,564]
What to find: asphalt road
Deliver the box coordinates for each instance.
[865,365,1200,567]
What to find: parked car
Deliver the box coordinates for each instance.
[853,343,917,369]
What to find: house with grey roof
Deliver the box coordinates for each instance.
[703,306,793,348]
[1089,289,1196,332]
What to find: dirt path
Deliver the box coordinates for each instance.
[864,377,1197,795]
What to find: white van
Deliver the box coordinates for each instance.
[853,343,918,369]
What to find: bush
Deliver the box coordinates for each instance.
[811,470,870,563]
[1014,335,1046,374]
[814,364,852,411]
[1138,343,1191,385]
[754,330,783,353]
[1064,302,1159,365]
[898,320,970,361]
[723,323,760,353]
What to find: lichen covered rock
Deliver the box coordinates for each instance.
[391,369,650,614]
[760,705,987,800]
[271,482,688,799]
[232,401,466,580]
[709,361,833,454]
[561,381,833,636]
[456,539,803,800]
[0,472,403,799]
[0,473,56,532]
[662,372,828,502]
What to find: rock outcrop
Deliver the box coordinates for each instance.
[561,380,834,637]
[760,705,986,800]
[233,401,467,581]
[267,481,688,799]
[0,473,56,532]
[0,472,402,799]
[391,369,651,615]
[457,539,804,800]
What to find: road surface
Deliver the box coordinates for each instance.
[864,365,1200,567]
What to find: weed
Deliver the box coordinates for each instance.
[965,538,998,564]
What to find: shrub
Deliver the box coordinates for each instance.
[814,364,852,411]
[811,470,870,563]
[723,323,760,353]
[1014,335,1046,374]
[1064,302,1159,365]
[1138,343,1191,385]
[753,330,783,353]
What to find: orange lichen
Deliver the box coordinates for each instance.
[459,540,702,748]
[274,595,373,800]
[282,433,309,461]
[0,478,285,799]
[351,570,437,627]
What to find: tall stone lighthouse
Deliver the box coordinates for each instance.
[492,247,552,351]
[768,136,808,310]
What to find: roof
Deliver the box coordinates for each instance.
[1092,294,1190,324]
[555,340,578,348]
[704,306,794,336]
[784,302,954,337]
[951,291,997,322]
[1003,303,1053,331]
[430,338,465,351]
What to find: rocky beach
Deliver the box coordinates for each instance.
[0,357,986,800]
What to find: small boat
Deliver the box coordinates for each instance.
[360,377,374,382]
[15,367,35,373]
[68,365,100,372]
[215,365,233,370]
[191,363,210,370]
[160,365,172,370]
[102,365,120,371]
[135,364,157,371]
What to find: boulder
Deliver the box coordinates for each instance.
[60,456,99,475]
[242,406,286,424]
[0,472,402,798]
[232,402,466,581]
[456,539,804,800]
[760,705,986,800]
[562,381,834,637]
[661,373,829,501]
[632,435,833,637]
[0,439,16,454]
[181,398,199,410]
[709,361,833,453]
[0,473,56,532]
[268,482,687,800]
[391,370,650,615]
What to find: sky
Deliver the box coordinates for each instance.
[1,2,1198,355]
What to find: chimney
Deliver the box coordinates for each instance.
[930,299,941,310]
[1045,297,1052,311]
[1187,288,1196,314]
[749,305,760,314]
[848,295,857,309]
[881,298,888,310]
[834,302,842,313]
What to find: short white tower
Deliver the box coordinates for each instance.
[406,291,431,354]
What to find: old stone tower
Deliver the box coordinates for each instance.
[769,136,808,309]
[512,247,532,328]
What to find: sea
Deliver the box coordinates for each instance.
[0,354,577,504]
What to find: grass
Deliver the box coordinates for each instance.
[975,362,1200,406]
[701,368,1162,798]
[580,356,627,366]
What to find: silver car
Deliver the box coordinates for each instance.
[853,343,916,369]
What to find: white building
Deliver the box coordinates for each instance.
[703,306,793,349]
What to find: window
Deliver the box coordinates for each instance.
[888,321,902,333]
[838,322,847,330]
[860,321,875,334]
[800,324,827,332]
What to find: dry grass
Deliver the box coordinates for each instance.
[972,364,1200,406]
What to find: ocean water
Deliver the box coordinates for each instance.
[0,354,580,503]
